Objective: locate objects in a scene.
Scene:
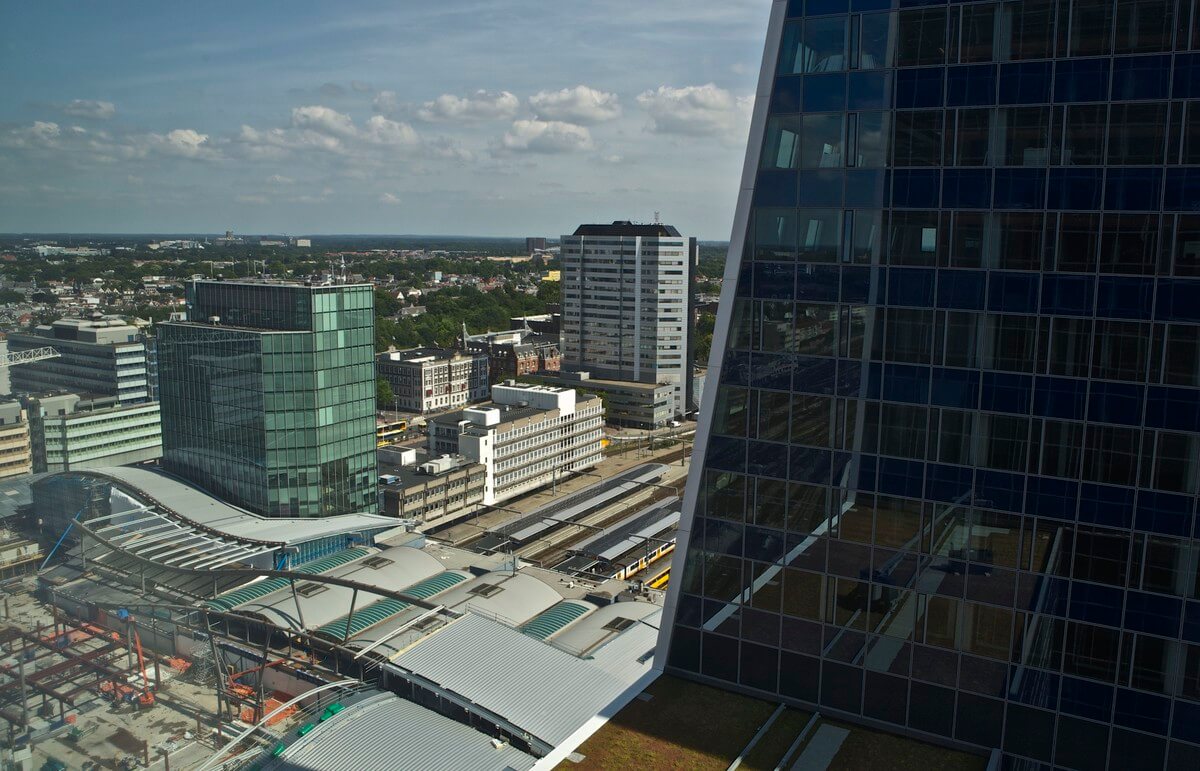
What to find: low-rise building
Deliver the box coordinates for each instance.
[377,348,489,414]
[539,372,675,429]
[428,383,603,506]
[0,401,32,480]
[24,393,162,473]
[379,454,486,530]
[8,317,151,404]
[462,327,561,382]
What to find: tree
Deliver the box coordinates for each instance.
[536,280,560,304]
[695,311,716,363]
[376,378,395,407]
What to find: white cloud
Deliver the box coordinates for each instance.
[362,115,419,147]
[528,86,620,124]
[379,192,402,205]
[266,174,294,185]
[144,129,221,160]
[636,83,752,138]
[291,105,357,138]
[237,106,420,159]
[235,194,269,205]
[373,90,401,116]
[418,90,519,122]
[63,99,116,120]
[500,119,593,154]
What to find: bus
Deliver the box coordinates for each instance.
[376,418,408,447]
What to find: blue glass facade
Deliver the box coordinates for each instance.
[158,281,378,518]
[661,1,1200,767]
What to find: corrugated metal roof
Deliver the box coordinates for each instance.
[206,548,370,611]
[520,600,594,640]
[81,466,398,545]
[315,570,469,641]
[386,611,658,747]
[264,691,535,771]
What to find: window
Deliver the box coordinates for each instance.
[896,8,947,67]
[1184,104,1200,164]
[1108,103,1167,165]
[1039,420,1084,478]
[762,117,800,169]
[1084,426,1141,487]
[889,211,942,266]
[984,315,1038,372]
[797,210,842,262]
[1049,319,1092,378]
[1100,214,1161,275]
[950,212,988,267]
[801,114,845,168]
[859,12,893,70]
[880,404,928,459]
[981,415,1029,471]
[853,112,889,167]
[1115,0,1174,52]
[994,213,1045,270]
[1055,213,1100,272]
[781,17,848,74]
[959,3,997,62]
[886,308,935,364]
[1069,0,1114,56]
[851,210,884,264]
[999,0,1054,60]
[1092,321,1150,381]
[755,209,798,261]
[1164,325,1200,386]
[955,109,993,166]
[1002,107,1050,166]
[792,396,832,447]
[1062,105,1106,166]
[893,111,944,166]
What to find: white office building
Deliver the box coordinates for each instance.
[7,318,150,404]
[560,221,696,418]
[427,383,603,505]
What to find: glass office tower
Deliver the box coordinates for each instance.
[660,1,1200,768]
[158,280,377,518]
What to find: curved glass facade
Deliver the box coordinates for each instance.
[663,1,1200,767]
[159,281,377,518]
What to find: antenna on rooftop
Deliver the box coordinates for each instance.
[653,211,661,224]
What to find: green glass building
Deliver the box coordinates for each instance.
[158,280,378,518]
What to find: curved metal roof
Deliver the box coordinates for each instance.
[519,600,595,640]
[316,571,470,642]
[65,466,398,546]
[549,600,662,657]
[206,548,371,611]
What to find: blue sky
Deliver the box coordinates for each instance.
[0,1,771,239]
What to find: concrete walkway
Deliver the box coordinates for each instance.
[789,724,849,771]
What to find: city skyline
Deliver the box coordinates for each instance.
[0,0,771,239]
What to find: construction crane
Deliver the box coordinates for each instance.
[115,609,155,709]
[1,346,60,367]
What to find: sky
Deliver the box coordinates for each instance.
[0,0,772,240]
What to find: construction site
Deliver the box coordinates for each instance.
[0,443,689,771]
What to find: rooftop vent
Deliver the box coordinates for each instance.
[295,582,327,598]
[361,556,394,570]
[467,583,504,598]
[602,617,636,632]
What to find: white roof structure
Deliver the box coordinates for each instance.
[385,606,661,749]
[80,466,400,546]
[264,691,536,771]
